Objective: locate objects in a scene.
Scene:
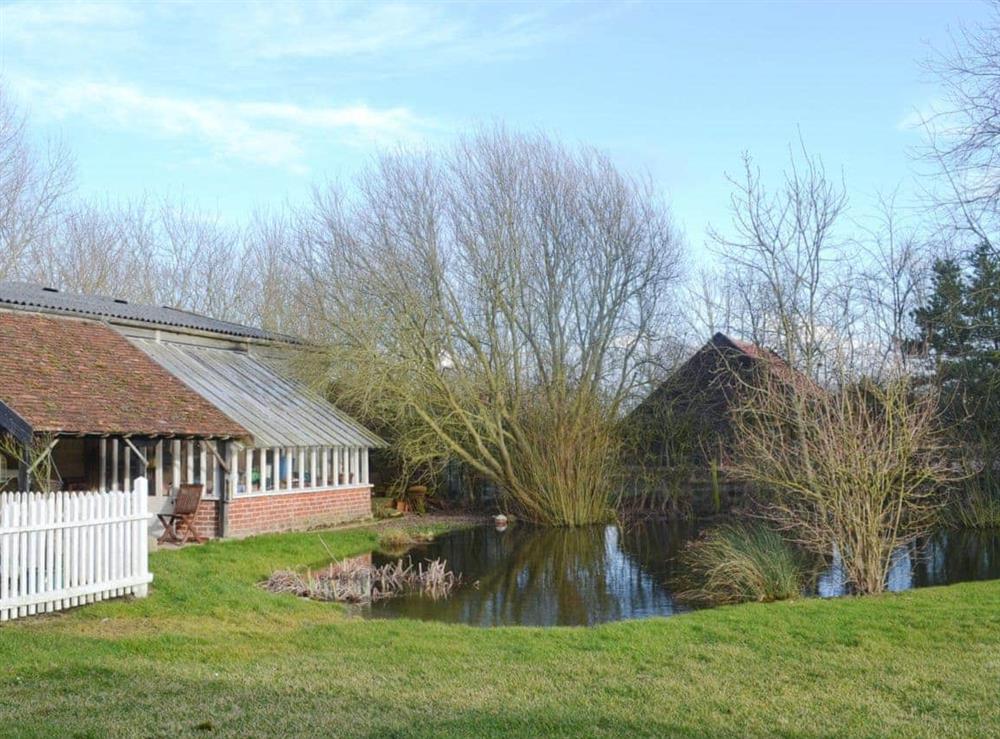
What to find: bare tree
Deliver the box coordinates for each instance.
[0,87,75,280]
[242,208,308,335]
[922,3,1000,256]
[294,129,684,525]
[709,144,850,382]
[856,192,931,375]
[25,200,149,298]
[153,200,250,320]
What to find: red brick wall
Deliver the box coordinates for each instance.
[190,486,372,539]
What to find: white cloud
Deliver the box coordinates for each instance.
[228,2,463,60]
[1,0,140,46]
[219,1,592,66]
[11,77,436,173]
[3,0,589,70]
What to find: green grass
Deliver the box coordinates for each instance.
[1,525,999,737]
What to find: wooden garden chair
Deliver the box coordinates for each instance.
[157,484,209,545]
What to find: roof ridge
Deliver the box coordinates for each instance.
[0,281,300,344]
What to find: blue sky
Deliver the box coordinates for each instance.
[0,1,991,250]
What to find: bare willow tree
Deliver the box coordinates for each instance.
[727,369,956,594]
[0,87,75,280]
[709,144,850,382]
[293,129,683,525]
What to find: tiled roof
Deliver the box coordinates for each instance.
[0,312,250,439]
[0,282,298,343]
[710,332,822,396]
[714,333,776,362]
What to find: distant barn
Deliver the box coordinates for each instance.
[624,332,795,513]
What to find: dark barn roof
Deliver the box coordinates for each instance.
[627,333,807,466]
[0,312,250,440]
[0,282,297,343]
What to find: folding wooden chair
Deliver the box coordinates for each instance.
[157,484,209,545]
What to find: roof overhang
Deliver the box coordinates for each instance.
[0,400,33,444]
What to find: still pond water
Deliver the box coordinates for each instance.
[365,521,1000,627]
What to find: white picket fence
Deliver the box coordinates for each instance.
[0,477,153,622]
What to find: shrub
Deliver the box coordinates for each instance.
[728,376,957,595]
[675,523,812,606]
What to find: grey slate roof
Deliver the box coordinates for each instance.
[0,282,298,343]
[131,338,384,449]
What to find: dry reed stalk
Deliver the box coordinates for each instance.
[262,556,462,604]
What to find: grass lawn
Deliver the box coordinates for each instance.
[1,524,999,738]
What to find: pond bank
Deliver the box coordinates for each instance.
[0,524,998,737]
[366,521,1000,626]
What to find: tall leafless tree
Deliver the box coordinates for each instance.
[855,192,931,375]
[291,129,684,524]
[709,144,851,382]
[0,88,75,281]
[922,2,1000,256]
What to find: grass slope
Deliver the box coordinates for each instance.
[1,526,998,738]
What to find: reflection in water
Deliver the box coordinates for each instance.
[365,523,1000,627]
[817,528,1000,597]
[368,521,699,626]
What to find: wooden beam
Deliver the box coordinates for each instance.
[111,438,119,492]
[124,443,131,493]
[243,447,252,494]
[123,438,148,466]
[206,441,229,473]
[25,438,59,475]
[99,438,107,492]
[172,440,181,493]
[154,441,164,496]
[227,443,237,500]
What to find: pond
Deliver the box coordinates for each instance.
[364,522,1000,627]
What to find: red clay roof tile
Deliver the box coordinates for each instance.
[0,311,249,439]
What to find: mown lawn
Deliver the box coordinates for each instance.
[1,524,999,738]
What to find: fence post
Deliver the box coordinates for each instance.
[132,477,150,598]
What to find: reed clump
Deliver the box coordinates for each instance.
[675,523,812,606]
[264,556,461,604]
